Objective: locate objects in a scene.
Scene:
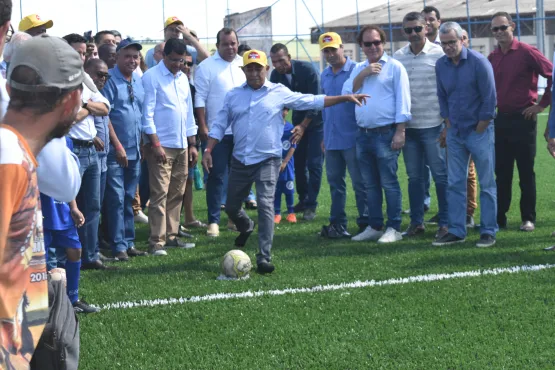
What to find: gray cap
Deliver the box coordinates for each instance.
[7,34,96,93]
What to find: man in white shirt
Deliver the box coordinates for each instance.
[142,38,199,256]
[195,27,246,237]
[63,33,112,269]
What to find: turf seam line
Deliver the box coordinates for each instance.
[99,264,555,310]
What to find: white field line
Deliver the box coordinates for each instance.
[101,264,555,310]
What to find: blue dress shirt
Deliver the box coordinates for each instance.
[435,47,497,138]
[342,53,411,128]
[142,62,197,149]
[94,115,110,159]
[321,57,358,150]
[209,81,325,166]
[101,66,144,160]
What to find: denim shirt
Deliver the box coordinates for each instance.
[101,66,144,161]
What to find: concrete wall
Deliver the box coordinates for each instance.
[226,7,273,56]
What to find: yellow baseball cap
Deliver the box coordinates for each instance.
[243,50,268,67]
[319,32,342,50]
[18,14,53,32]
[164,16,183,29]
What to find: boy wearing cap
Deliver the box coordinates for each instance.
[202,49,368,274]
[19,13,52,36]
[319,32,368,239]
[0,34,87,367]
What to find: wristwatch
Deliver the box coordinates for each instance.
[82,101,88,110]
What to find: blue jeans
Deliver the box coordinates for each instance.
[73,145,101,263]
[139,159,150,210]
[356,126,402,231]
[403,125,448,227]
[446,125,497,238]
[99,156,107,205]
[326,147,368,227]
[105,158,141,253]
[295,125,324,210]
[424,167,431,208]
[206,135,234,224]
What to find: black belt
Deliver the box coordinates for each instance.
[71,138,94,147]
[358,124,394,133]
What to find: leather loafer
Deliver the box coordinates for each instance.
[81,260,112,270]
[127,247,148,257]
[113,251,129,262]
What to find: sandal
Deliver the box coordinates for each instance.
[184,220,207,228]
[245,200,257,210]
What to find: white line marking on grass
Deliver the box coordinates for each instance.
[101,264,555,310]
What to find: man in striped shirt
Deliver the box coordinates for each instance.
[393,12,448,238]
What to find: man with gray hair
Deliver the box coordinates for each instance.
[433,21,497,248]
[393,12,448,239]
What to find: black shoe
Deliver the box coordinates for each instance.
[127,247,148,257]
[293,203,306,213]
[432,232,465,246]
[99,238,111,251]
[403,224,425,237]
[235,220,255,248]
[476,234,496,248]
[99,253,116,263]
[81,260,114,270]
[426,213,440,225]
[466,215,475,229]
[257,261,275,274]
[178,226,194,238]
[321,224,351,239]
[165,238,195,249]
[73,300,100,314]
[113,251,129,262]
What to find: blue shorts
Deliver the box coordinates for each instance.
[44,228,82,250]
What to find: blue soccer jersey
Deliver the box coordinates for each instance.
[278,122,296,182]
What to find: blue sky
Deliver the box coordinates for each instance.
[12,0,381,43]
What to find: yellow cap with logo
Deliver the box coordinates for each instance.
[164,16,183,29]
[243,50,268,67]
[19,14,53,32]
[319,32,342,50]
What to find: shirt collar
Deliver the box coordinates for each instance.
[444,47,468,64]
[434,34,441,45]
[242,79,271,90]
[213,50,242,63]
[112,65,132,83]
[323,57,354,76]
[158,60,181,77]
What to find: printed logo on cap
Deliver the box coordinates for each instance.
[248,52,260,59]
[172,16,179,21]
[36,15,41,20]
[323,35,333,43]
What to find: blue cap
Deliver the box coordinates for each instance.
[116,39,143,52]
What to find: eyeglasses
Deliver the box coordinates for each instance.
[363,41,383,48]
[491,25,510,33]
[6,24,13,42]
[184,61,194,67]
[97,72,110,80]
[127,83,134,103]
[440,40,459,47]
[404,26,424,34]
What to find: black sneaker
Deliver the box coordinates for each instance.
[403,224,425,237]
[257,261,275,274]
[321,224,351,239]
[432,232,465,246]
[476,234,496,248]
[73,300,100,314]
[466,215,475,228]
[426,213,440,225]
[235,220,255,248]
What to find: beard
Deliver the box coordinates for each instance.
[48,115,77,140]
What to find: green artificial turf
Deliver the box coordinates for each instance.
[78,113,555,369]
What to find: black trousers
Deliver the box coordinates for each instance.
[494,112,536,225]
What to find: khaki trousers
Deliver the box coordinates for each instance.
[146,146,188,248]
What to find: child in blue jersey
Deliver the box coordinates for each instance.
[40,137,99,314]
[274,108,297,224]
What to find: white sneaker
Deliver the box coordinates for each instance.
[134,210,148,224]
[351,226,384,241]
[377,227,403,244]
[207,223,220,237]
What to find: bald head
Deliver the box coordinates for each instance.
[98,43,117,69]
[153,42,166,63]
[85,59,109,90]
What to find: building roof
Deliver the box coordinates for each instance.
[317,0,544,29]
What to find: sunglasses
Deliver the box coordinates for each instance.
[97,72,110,80]
[404,26,424,34]
[363,41,383,48]
[440,40,459,47]
[491,25,510,32]
[184,61,194,67]
[127,83,134,103]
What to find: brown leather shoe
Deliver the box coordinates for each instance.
[113,250,129,262]
[127,247,148,257]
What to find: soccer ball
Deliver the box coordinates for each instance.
[49,268,67,287]
[221,250,252,279]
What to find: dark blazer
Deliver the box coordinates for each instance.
[270,59,322,128]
